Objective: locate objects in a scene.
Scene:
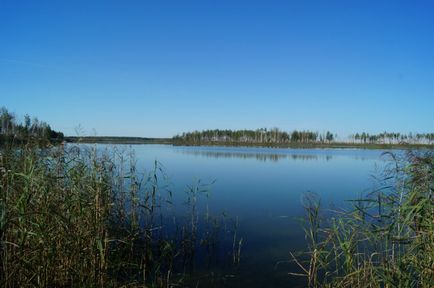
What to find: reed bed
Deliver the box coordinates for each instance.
[292,150,434,287]
[0,143,240,287]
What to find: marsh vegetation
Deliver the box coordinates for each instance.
[292,151,434,287]
[0,143,242,287]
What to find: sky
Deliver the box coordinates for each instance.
[1,0,434,138]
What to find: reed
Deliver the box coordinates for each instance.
[291,150,434,287]
[0,143,240,287]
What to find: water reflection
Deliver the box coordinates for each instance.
[175,148,333,162]
[80,144,389,287]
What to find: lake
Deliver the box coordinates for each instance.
[86,144,392,287]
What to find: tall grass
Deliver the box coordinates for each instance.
[0,143,240,287]
[291,150,434,287]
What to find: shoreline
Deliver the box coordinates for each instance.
[65,137,434,150]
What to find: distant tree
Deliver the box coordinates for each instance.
[326,131,334,143]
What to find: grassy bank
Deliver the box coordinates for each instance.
[292,150,434,287]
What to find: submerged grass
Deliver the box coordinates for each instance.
[0,143,240,287]
[292,150,434,287]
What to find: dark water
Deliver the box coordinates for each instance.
[94,144,391,286]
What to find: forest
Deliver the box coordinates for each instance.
[173,128,334,144]
[349,131,434,144]
[0,107,64,145]
[173,128,434,146]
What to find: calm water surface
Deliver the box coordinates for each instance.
[93,144,392,287]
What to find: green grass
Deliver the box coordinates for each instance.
[291,150,434,287]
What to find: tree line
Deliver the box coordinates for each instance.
[173,128,335,144]
[174,129,434,146]
[350,132,434,144]
[0,107,64,144]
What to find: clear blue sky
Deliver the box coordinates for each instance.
[1,0,434,138]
